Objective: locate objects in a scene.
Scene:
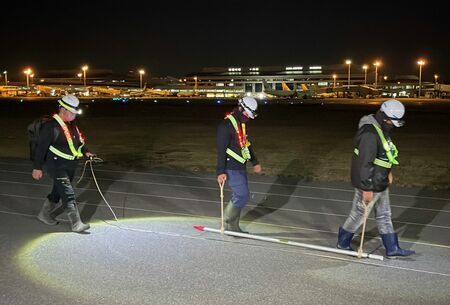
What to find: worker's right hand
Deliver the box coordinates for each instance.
[362,191,373,205]
[32,169,43,180]
[85,152,96,159]
[217,174,227,184]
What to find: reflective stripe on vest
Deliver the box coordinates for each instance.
[49,114,85,160]
[226,148,246,164]
[225,114,251,164]
[49,146,77,160]
[354,148,392,169]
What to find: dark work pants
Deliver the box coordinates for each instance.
[46,159,78,211]
[225,169,250,209]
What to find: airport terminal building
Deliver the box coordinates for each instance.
[184,64,367,97]
[2,64,445,98]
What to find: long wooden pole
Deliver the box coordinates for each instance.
[218,181,225,235]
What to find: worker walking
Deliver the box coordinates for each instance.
[337,99,415,257]
[216,97,262,233]
[31,94,95,233]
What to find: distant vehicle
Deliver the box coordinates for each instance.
[332,85,380,98]
[263,81,299,98]
[123,85,175,97]
[90,86,122,96]
[299,84,337,98]
[144,88,175,97]
[176,91,198,97]
[263,81,335,99]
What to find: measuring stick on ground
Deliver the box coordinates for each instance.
[194,225,384,261]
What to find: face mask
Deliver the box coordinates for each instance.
[376,111,394,133]
[382,120,394,133]
[233,107,250,123]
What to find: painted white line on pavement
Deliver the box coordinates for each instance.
[0,164,449,202]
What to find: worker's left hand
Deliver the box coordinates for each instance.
[253,164,262,174]
[85,152,96,159]
[32,169,43,180]
[388,172,393,184]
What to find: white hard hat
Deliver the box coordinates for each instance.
[58,94,81,114]
[238,96,258,119]
[380,99,405,127]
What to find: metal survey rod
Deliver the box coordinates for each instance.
[194,226,384,261]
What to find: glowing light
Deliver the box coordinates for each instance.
[17,217,206,301]
[16,216,291,303]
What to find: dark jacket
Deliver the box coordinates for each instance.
[216,111,259,175]
[33,118,88,171]
[351,114,393,192]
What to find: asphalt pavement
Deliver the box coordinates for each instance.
[0,157,449,305]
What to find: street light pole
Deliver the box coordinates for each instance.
[332,74,337,88]
[373,61,381,89]
[24,68,32,87]
[3,71,7,85]
[194,76,198,93]
[139,69,145,89]
[434,74,439,98]
[77,73,82,84]
[30,74,34,86]
[417,60,425,98]
[82,65,88,87]
[345,60,351,89]
[362,65,368,85]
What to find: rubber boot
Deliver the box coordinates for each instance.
[67,206,90,233]
[50,201,64,220]
[224,202,247,233]
[235,211,248,234]
[336,227,354,250]
[37,199,58,225]
[381,233,415,258]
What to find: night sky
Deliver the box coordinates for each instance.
[2,0,449,81]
